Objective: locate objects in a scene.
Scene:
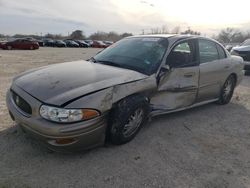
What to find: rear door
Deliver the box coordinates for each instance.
[151,39,199,110]
[196,39,229,102]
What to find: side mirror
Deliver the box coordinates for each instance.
[161,64,170,72]
[157,64,170,85]
[158,64,170,79]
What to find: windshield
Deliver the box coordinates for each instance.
[93,37,169,75]
[241,39,250,46]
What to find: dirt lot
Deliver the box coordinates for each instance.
[1,48,250,188]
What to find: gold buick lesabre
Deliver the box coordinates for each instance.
[6,35,244,151]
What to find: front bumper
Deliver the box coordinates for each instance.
[6,85,107,152]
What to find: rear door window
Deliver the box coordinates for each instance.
[216,44,227,59]
[198,39,219,63]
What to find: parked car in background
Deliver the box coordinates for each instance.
[74,40,90,48]
[6,35,244,151]
[103,41,114,47]
[231,39,250,72]
[43,39,55,47]
[91,40,107,48]
[85,40,93,46]
[54,40,66,47]
[23,37,44,47]
[3,39,39,50]
[25,37,35,41]
[36,40,44,47]
[0,41,7,49]
[64,40,79,47]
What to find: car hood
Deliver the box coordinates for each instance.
[232,45,250,52]
[14,60,148,106]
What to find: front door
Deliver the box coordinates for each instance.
[151,39,199,111]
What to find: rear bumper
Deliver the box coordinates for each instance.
[6,87,107,152]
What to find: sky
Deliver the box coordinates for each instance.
[1,0,250,36]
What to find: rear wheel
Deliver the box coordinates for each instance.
[7,46,12,50]
[108,95,149,145]
[217,75,236,105]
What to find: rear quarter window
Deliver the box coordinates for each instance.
[216,44,227,59]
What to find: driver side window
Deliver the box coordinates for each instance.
[166,40,197,68]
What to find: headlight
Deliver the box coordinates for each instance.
[39,105,100,123]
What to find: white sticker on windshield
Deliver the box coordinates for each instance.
[142,38,160,42]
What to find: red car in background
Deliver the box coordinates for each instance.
[91,40,107,48]
[0,42,6,49]
[3,39,39,50]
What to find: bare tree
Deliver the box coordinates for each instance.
[161,25,169,34]
[44,33,64,39]
[120,32,133,38]
[172,26,180,34]
[89,31,132,41]
[70,30,86,40]
[150,25,169,34]
[216,28,246,43]
[181,27,200,35]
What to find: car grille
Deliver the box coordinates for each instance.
[235,50,250,61]
[12,91,32,115]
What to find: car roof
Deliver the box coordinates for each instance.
[126,34,224,46]
[127,34,200,40]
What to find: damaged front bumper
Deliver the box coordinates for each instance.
[6,85,107,152]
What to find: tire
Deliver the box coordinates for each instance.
[108,95,149,145]
[7,46,12,50]
[217,75,236,105]
[30,46,34,50]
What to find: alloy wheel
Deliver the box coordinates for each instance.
[122,108,144,138]
[222,77,234,100]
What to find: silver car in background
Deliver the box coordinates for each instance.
[231,38,250,72]
[6,35,244,151]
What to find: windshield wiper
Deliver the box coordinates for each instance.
[95,60,121,68]
[88,58,120,67]
[88,57,97,62]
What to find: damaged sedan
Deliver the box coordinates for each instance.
[6,35,244,151]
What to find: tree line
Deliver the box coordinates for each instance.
[0,30,133,42]
[1,27,249,44]
[0,27,201,41]
[213,27,250,44]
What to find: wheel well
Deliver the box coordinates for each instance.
[230,73,237,84]
[112,93,149,109]
[106,93,149,142]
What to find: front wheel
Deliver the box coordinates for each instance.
[217,75,236,105]
[7,46,12,50]
[108,95,149,145]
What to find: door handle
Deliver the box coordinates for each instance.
[184,72,195,77]
[224,65,230,69]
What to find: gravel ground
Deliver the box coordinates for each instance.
[1,48,250,188]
